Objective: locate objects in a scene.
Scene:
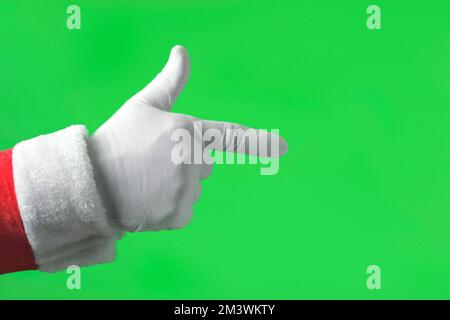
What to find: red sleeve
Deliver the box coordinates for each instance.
[0,149,37,274]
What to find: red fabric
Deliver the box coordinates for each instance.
[0,149,36,274]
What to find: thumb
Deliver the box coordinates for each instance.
[200,120,288,158]
[131,45,190,111]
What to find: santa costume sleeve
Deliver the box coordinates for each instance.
[0,125,119,275]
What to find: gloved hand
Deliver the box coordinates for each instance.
[88,46,288,232]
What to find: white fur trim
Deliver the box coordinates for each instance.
[12,125,118,272]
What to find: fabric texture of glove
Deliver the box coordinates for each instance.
[13,125,119,272]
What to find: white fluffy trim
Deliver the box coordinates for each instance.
[12,125,119,272]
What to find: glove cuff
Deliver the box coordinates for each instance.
[13,125,119,272]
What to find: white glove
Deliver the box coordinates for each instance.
[88,46,288,232]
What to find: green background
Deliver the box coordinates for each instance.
[0,0,449,299]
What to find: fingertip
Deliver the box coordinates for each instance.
[162,44,190,93]
[277,136,289,157]
[171,45,188,56]
[168,45,190,71]
[268,134,288,158]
